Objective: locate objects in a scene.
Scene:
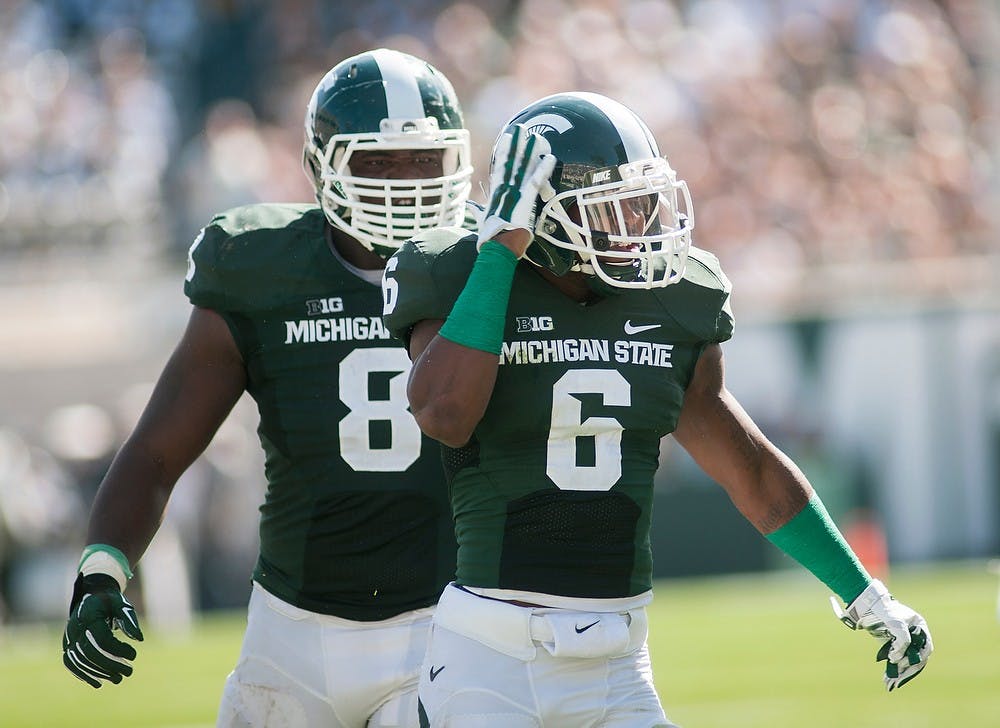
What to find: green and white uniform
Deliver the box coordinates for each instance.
[188,203,461,727]
[384,229,733,606]
[186,203,456,621]
[385,230,731,727]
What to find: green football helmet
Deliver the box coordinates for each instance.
[502,92,692,289]
[303,48,473,255]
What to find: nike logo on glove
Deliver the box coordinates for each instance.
[624,320,661,335]
[575,620,600,634]
[429,665,445,681]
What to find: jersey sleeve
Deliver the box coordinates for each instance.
[383,226,477,347]
[183,203,320,313]
[184,216,235,311]
[658,246,735,344]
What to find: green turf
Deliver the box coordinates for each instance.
[1,612,243,727]
[1,561,996,727]
[650,561,998,727]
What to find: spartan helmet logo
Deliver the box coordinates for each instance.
[521,113,574,136]
[493,112,573,171]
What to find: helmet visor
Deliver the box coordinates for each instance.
[581,190,661,262]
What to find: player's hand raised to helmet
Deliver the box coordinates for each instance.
[831,579,933,691]
[478,123,556,258]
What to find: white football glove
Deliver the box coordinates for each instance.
[477,123,557,253]
[831,579,932,691]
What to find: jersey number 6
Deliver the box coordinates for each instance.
[546,369,629,492]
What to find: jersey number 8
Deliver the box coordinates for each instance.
[339,348,421,472]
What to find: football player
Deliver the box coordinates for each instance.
[382,92,933,726]
[62,49,473,727]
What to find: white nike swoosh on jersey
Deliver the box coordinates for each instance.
[624,320,661,335]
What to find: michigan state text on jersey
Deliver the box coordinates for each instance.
[383,226,732,601]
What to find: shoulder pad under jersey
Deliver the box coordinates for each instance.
[383,226,478,346]
[184,203,324,313]
[650,246,734,343]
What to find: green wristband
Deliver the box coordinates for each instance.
[438,241,518,355]
[79,543,134,580]
[766,492,871,603]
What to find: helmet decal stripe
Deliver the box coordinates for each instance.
[371,48,427,120]
[570,92,659,161]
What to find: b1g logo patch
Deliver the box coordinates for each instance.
[306,297,344,315]
[515,316,554,333]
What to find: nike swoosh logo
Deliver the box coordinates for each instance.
[624,320,661,335]
[429,665,445,682]
[575,620,600,634]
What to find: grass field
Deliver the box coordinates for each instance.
[1,560,996,727]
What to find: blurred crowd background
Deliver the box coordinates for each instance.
[0,0,998,627]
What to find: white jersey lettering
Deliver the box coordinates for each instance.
[284,317,393,344]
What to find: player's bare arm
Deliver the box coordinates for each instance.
[87,306,246,563]
[405,317,497,448]
[674,342,932,690]
[404,225,534,449]
[672,342,811,534]
[64,305,245,688]
[403,127,553,449]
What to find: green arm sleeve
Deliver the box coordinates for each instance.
[766,492,872,604]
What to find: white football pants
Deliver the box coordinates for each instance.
[217,581,434,727]
[417,584,678,727]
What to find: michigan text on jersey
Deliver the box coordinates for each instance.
[284,317,393,343]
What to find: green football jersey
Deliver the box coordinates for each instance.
[185,203,456,620]
[384,230,733,600]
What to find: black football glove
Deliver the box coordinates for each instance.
[63,573,144,688]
